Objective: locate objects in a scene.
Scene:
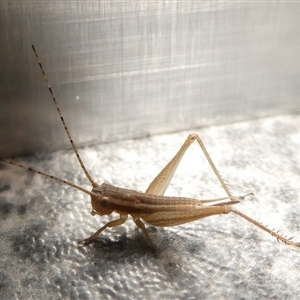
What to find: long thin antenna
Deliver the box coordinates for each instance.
[31,45,97,187]
[1,158,98,197]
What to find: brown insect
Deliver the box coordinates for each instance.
[1,45,299,255]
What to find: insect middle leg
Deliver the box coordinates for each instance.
[133,217,158,256]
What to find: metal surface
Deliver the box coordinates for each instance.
[1,2,300,157]
[1,114,300,299]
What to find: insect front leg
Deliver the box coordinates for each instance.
[133,217,157,256]
[80,214,128,245]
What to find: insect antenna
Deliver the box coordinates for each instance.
[31,45,97,188]
[1,45,99,197]
[1,158,98,198]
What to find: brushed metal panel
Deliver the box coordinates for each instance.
[1,1,300,157]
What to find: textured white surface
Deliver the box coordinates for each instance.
[1,114,300,299]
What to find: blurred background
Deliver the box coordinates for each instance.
[1,1,300,158]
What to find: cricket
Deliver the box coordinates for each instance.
[1,45,299,255]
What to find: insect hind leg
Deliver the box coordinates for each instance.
[232,209,300,247]
[145,133,246,201]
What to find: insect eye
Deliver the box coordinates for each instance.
[100,199,108,208]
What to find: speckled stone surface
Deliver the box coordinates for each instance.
[1,114,300,299]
